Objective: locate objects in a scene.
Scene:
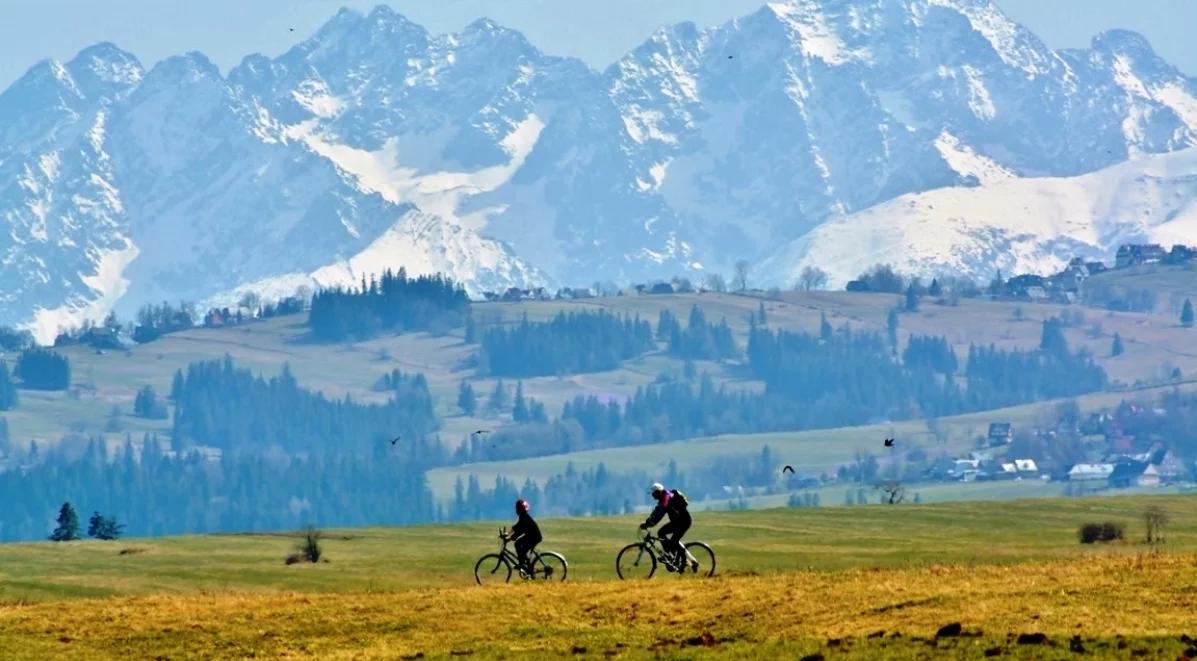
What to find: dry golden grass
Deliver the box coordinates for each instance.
[1,552,1195,659]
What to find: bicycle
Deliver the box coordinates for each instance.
[615,529,716,579]
[474,527,568,585]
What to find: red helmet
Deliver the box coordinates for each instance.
[515,499,530,514]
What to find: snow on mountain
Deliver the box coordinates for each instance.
[2,1,1197,342]
[761,147,1197,288]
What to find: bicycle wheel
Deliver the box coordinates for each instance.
[681,542,716,577]
[616,543,657,579]
[529,551,568,582]
[474,553,512,585]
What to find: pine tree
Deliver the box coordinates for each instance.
[512,381,529,423]
[928,278,942,297]
[757,301,767,326]
[1182,298,1194,328]
[820,312,832,342]
[886,309,899,347]
[0,361,17,410]
[50,502,80,541]
[904,285,920,312]
[457,380,477,416]
[488,379,508,413]
[464,312,476,343]
[1111,333,1124,357]
[134,385,163,418]
[88,512,124,540]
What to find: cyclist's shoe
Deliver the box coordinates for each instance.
[689,558,699,573]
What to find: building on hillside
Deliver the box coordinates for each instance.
[1165,244,1197,265]
[649,282,675,295]
[1107,461,1150,488]
[1068,463,1114,482]
[987,423,1013,446]
[1137,464,1161,488]
[846,280,870,292]
[1115,244,1166,269]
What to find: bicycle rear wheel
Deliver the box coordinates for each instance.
[616,543,657,579]
[682,542,716,577]
[474,553,512,585]
[529,551,568,581]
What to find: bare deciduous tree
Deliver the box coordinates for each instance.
[798,266,829,291]
[1144,506,1169,544]
[704,273,727,293]
[876,480,906,505]
[733,260,750,292]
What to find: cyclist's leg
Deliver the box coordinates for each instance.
[515,538,531,569]
[675,516,696,566]
[658,521,679,555]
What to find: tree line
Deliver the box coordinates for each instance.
[0,435,441,542]
[477,310,654,377]
[170,357,439,454]
[308,269,468,342]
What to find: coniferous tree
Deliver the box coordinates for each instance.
[757,301,767,326]
[904,285,920,312]
[464,312,477,344]
[457,380,477,416]
[488,380,508,413]
[50,502,80,541]
[134,385,167,419]
[1183,299,1194,328]
[1039,317,1068,357]
[88,512,124,540]
[886,309,899,347]
[820,312,832,342]
[1111,333,1124,357]
[512,381,529,423]
[928,278,943,297]
[14,348,70,391]
[0,361,17,410]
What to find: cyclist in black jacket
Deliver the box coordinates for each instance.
[639,482,697,571]
[510,499,542,572]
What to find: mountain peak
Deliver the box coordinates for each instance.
[1092,29,1158,59]
[67,42,143,92]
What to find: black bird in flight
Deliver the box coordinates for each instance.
[390,435,401,445]
[782,465,795,474]
[473,430,490,436]
[728,55,734,59]
[884,438,895,448]
[289,28,295,32]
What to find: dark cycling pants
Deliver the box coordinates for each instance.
[659,513,691,554]
[515,536,540,567]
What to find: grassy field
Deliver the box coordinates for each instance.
[1,495,1196,658]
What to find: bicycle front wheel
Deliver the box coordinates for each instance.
[474,553,512,585]
[616,543,657,579]
[682,542,716,577]
[530,551,568,581]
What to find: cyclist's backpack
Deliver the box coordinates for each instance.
[669,489,689,510]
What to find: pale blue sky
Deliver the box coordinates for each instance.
[1,0,1194,90]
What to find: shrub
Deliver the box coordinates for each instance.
[287,526,324,564]
[1078,522,1124,544]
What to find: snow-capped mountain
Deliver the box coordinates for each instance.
[1,1,1196,342]
[761,147,1197,288]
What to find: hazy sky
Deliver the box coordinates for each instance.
[1,0,1194,90]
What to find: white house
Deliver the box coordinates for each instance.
[1068,463,1114,481]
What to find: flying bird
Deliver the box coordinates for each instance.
[390,435,401,445]
[884,438,895,448]
[782,465,795,474]
[289,28,295,32]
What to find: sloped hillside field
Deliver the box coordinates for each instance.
[1,496,1195,658]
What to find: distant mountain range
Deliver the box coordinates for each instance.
[2,0,1195,342]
